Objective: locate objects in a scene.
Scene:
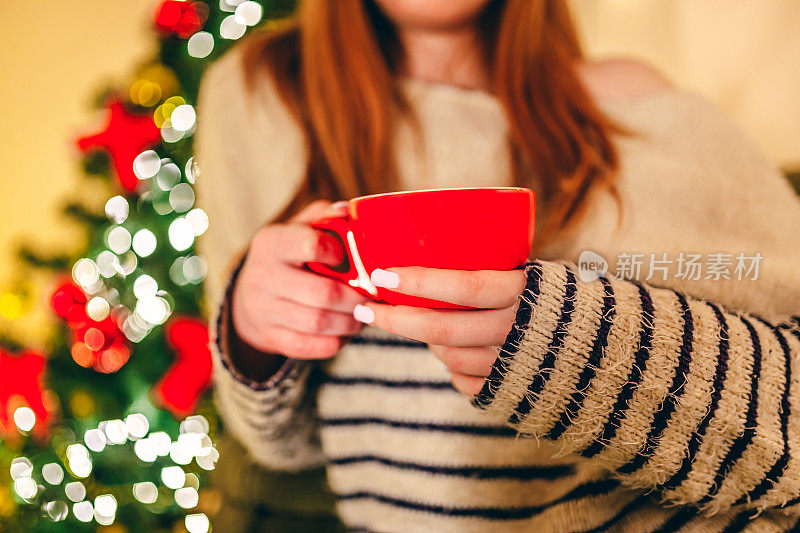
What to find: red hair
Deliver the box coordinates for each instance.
[241,0,621,248]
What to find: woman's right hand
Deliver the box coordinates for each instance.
[231,199,368,360]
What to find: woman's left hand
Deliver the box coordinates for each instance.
[353,267,527,396]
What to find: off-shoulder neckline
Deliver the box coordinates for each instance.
[399,76,691,112]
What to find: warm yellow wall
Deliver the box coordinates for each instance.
[0,1,797,342]
[0,1,155,343]
[573,0,800,168]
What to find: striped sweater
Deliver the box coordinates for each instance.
[195,44,800,532]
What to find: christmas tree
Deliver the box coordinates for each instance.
[0,1,295,531]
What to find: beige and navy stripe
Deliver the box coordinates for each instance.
[212,259,800,531]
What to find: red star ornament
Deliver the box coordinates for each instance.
[153,316,212,419]
[0,348,51,439]
[76,100,161,192]
[154,1,209,39]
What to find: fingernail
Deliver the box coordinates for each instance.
[370,268,399,289]
[331,201,349,210]
[353,304,375,324]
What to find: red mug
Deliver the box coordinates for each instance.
[306,187,535,309]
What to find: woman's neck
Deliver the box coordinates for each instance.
[396,27,490,92]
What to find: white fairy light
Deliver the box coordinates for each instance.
[220,15,246,39]
[13,407,36,432]
[14,477,37,499]
[196,446,219,471]
[135,296,170,325]
[73,500,93,522]
[125,413,149,439]
[169,183,195,212]
[170,439,193,465]
[42,463,65,485]
[10,457,33,480]
[235,1,262,26]
[107,226,132,255]
[177,432,203,457]
[104,196,129,224]
[169,217,194,251]
[220,0,244,12]
[66,444,92,478]
[133,150,161,179]
[185,157,199,183]
[65,481,86,502]
[151,431,172,456]
[156,162,181,190]
[43,500,69,521]
[132,229,157,257]
[133,481,158,504]
[104,419,127,445]
[86,296,110,321]
[134,437,158,463]
[96,251,120,278]
[188,31,214,58]
[175,487,199,509]
[185,208,209,236]
[170,257,188,286]
[84,428,107,452]
[181,415,209,434]
[72,258,99,288]
[161,466,185,490]
[183,255,207,283]
[95,494,117,516]
[170,105,196,132]
[185,513,211,533]
[119,251,138,276]
[133,275,158,300]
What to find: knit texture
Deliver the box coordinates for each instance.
[195,43,800,532]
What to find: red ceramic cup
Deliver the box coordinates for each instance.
[306,187,535,309]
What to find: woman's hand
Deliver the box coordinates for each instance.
[232,200,369,359]
[353,266,527,395]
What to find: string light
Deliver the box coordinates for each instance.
[220,15,246,39]
[65,481,86,502]
[161,466,185,489]
[13,407,36,432]
[73,500,93,522]
[235,1,262,26]
[72,258,100,288]
[105,196,129,224]
[132,229,157,257]
[188,31,214,58]
[169,217,195,251]
[10,457,33,480]
[133,481,158,504]
[42,463,65,485]
[133,150,161,179]
[185,513,211,533]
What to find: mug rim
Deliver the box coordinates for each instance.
[351,186,533,204]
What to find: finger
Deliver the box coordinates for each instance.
[428,344,497,377]
[291,199,348,223]
[255,223,344,266]
[268,298,363,337]
[272,266,369,312]
[248,325,345,360]
[357,303,515,346]
[370,266,526,309]
[450,372,485,396]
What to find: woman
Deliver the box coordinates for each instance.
[195,1,800,531]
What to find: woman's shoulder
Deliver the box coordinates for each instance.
[578,57,672,100]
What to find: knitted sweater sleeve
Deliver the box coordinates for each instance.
[473,260,800,514]
[208,261,324,471]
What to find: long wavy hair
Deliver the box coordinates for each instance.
[240,0,621,248]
